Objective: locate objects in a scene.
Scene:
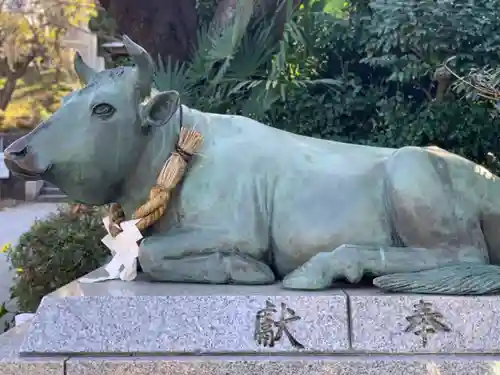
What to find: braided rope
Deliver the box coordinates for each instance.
[108,127,203,235]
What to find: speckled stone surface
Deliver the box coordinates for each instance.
[20,271,349,355]
[0,322,64,375]
[66,356,500,375]
[348,288,500,353]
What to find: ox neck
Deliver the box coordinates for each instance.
[116,105,189,218]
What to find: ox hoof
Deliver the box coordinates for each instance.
[282,247,364,290]
[282,253,334,290]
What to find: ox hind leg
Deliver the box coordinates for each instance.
[283,146,494,294]
[281,243,485,291]
[137,226,276,284]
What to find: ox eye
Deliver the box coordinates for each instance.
[92,103,115,118]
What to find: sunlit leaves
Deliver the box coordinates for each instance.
[0,0,96,72]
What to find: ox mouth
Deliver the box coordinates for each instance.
[4,159,45,181]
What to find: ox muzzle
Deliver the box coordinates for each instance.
[3,136,48,180]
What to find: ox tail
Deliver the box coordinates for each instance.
[373,263,500,295]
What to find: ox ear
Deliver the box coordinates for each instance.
[73,52,97,85]
[142,90,181,129]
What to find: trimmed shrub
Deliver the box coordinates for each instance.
[1,205,108,319]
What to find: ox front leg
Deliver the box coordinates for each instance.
[138,231,275,285]
[282,244,484,290]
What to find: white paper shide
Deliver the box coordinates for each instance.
[78,216,143,283]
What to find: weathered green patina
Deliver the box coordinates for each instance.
[5,36,500,295]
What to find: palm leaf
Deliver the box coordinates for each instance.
[190,22,218,79]
[153,0,332,117]
[227,17,277,78]
[153,55,195,105]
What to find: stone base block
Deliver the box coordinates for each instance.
[66,357,500,375]
[2,324,500,375]
[348,288,500,353]
[0,323,64,375]
[3,268,500,375]
[20,270,350,354]
[24,180,43,201]
[4,324,500,375]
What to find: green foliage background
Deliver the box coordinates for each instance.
[153,0,500,171]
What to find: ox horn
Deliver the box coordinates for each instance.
[73,52,97,84]
[122,35,154,98]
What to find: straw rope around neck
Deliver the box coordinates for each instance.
[108,97,203,237]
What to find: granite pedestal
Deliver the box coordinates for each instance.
[2,267,500,375]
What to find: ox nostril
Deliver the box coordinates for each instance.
[4,143,29,160]
[12,147,27,157]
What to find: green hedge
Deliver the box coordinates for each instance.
[152,0,500,172]
[262,0,500,172]
[0,205,108,327]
